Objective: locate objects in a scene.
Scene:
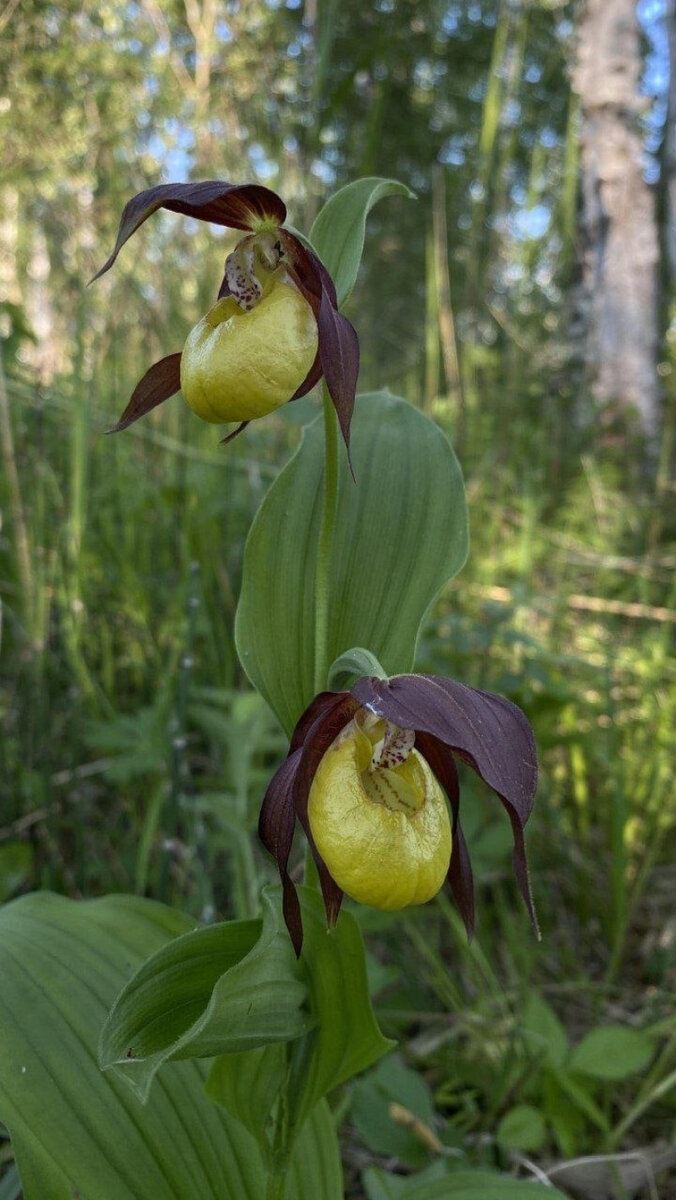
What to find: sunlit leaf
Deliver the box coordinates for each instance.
[310,178,415,305]
[236,392,468,735]
[100,888,313,1102]
[0,892,342,1199]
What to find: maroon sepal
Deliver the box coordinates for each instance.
[415,732,475,938]
[107,352,182,433]
[258,748,304,956]
[281,232,359,458]
[293,692,359,932]
[93,181,287,282]
[290,351,323,403]
[258,690,358,952]
[351,674,538,929]
[219,421,250,445]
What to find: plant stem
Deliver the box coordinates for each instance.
[313,385,339,694]
[266,1168,287,1200]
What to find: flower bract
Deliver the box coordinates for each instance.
[259,673,539,955]
[93,181,359,452]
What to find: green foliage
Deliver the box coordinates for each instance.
[363,1166,567,1199]
[236,392,468,733]
[350,1054,438,1169]
[569,1025,656,1082]
[99,889,312,1102]
[0,891,338,1199]
[310,177,415,305]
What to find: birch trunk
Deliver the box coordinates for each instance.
[573,0,660,435]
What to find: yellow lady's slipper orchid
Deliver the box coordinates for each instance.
[180,274,318,424]
[93,179,358,450]
[308,717,451,910]
[259,674,538,955]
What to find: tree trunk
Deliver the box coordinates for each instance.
[572,0,660,436]
[664,0,676,287]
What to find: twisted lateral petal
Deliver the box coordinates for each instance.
[93,181,287,281]
[281,232,359,456]
[108,353,182,433]
[351,674,538,927]
[258,748,304,957]
[415,732,475,937]
[293,692,360,931]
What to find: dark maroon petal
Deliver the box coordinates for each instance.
[92,182,286,281]
[258,748,303,956]
[290,350,323,402]
[289,690,350,753]
[352,674,538,926]
[416,732,475,938]
[219,421,250,445]
[217,273,233,300]
[293,691,359,929]
[107,353,182,433]
[280,232,358,457]
[317,294,360,456]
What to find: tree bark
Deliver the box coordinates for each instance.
[664,0,676,286]
[572,0,660,436]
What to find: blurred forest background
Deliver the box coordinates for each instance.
[1,0,675,1195]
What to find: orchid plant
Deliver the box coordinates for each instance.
[0,178,551,1200]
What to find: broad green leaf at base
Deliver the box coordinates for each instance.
[0,892,342,1200]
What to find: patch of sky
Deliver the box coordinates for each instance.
[249,143,277,180]
[439,138,466,167]
[503,98,521,127]
[524,63,542,85]
[311,158,335,185]
[540,127,558,149]
[468,4,482,24]
[286,0,302,9]
[442,6,460,35]
[510,203,551,241]
[638,0,669,181]
[414,59,447,90]
[215,20,233,41]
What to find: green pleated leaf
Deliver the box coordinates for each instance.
[206,1056,343,1199]
[310,177,415,306]
[236,392,468,734]
[0,892,265,1199]
[0,892,341,1200]
[100,888,314,1101]
[286,1099,343,1200]
[206,1044,288,1162]
[286,887,394,1135]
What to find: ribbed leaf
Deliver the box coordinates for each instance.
[310,178,415,305]
[235,392,468,735]
[100,889,313,1102]
[0,892,340,1199]
[205,889,392,1152]
[286,887,393,1135]
[0,893,264,1199]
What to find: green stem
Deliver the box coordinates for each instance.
[305,387,340,885]
[266,1169,287,1200]
[313,386,339,694]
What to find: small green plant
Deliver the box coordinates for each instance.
[0,178,558,1200]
